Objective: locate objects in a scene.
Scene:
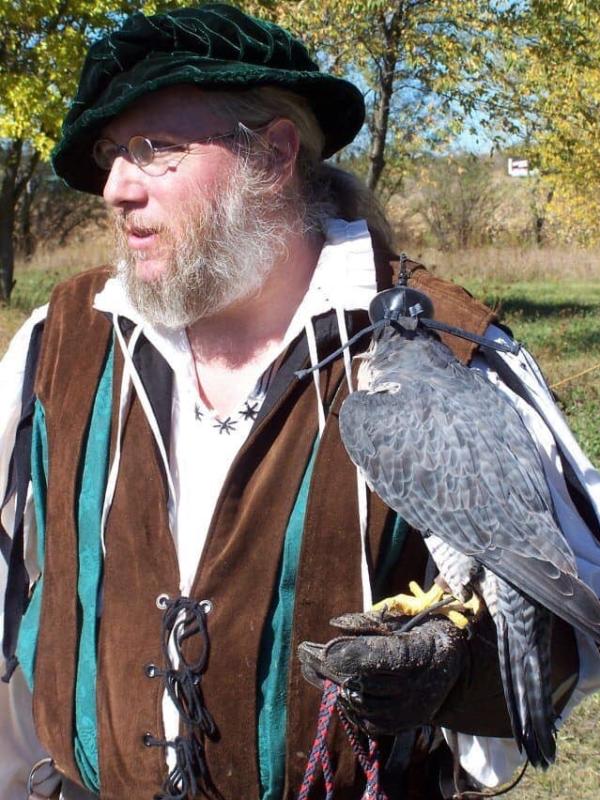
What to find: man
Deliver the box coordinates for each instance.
[1,4,599,800]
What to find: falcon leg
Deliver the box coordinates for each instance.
[372,580,481,630]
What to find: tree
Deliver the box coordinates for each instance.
[506,1,600,243]
[410,154,502,250]
[268,1,525,194]
[0,2,139,299]
[0,1,241,301]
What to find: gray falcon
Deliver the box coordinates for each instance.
[338,300,600,769]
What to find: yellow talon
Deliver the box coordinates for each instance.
[372,581,481,630]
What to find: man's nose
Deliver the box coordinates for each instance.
[102,156,148,208]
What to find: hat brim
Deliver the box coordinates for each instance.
[52,55,365,194]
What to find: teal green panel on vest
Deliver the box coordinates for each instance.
[372,513,410,603]
[73,339,114,793]
[256,446,408,800]
[16,400,49,691]
[257,439,318,800]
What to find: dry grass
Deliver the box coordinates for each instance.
[512,694,600,799]
[399,244,600,284]
[0,306,28,353]
[15,232,113,275]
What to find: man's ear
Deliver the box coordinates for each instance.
[264,118,300,188]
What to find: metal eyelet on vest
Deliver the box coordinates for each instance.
[27,757,56,796]
[200,599,213,615]
[155,593,170,609]
[143,732,155,747]
[144,663,159,678]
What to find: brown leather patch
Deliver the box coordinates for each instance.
[408,266,497,364]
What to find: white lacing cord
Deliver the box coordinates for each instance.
[335,307,372,611]
[100,316,177,557]
[100,323,139,557]
[304,318,326,436]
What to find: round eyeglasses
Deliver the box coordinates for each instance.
[92,130,238,176]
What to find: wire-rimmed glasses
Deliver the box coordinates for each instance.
[92,130,238,176]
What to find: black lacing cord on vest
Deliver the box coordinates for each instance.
[145,733,210,800]
[146,596,219,800]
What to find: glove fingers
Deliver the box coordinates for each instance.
[330,610,409,635]
[298,640,352,686]
[325,635,413,685]
[298,645,326,691]
[300,636,414,696]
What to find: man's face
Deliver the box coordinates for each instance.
[102,85,237,282]
[100,85,299,328]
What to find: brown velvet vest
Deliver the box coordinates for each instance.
[30,263,496,799]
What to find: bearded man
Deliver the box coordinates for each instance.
[1,5,600,800]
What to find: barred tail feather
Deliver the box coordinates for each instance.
[495,578,556,768]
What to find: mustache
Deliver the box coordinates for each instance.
[113,212,166,237]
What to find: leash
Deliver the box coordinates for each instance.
[298,680,389,800]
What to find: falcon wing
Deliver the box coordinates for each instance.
[339,355,600,643]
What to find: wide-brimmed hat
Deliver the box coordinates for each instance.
[52,3,365,194]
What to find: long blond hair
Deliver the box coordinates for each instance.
[201,86,394,250]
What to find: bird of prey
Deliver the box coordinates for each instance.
[338,292,600,769]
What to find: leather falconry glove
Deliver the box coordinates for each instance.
[298,607,513,738]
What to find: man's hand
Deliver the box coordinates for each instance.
[298,609,510,738]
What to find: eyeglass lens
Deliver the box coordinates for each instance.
[92,127,242,175]
[92,136,161,171]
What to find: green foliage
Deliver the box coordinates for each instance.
[506,2,600,243]
[0,1,136,156]
[265,1,526,189]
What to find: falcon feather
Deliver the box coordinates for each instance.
[338,290,600,769]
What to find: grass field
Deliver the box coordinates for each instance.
[1,246,599,798]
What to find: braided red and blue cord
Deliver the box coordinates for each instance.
[298,680,389,800]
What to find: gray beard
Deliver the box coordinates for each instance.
[113,164,301,329]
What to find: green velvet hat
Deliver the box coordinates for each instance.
[52,3,365,194]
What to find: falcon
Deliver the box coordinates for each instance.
[338,286,600,768]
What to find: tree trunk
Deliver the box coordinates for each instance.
[0,198,16,301]
[365,8,406,193]
[366,58,395,193]
[18,179,37,260]
[0,140,40,301]
[0,141,21,301]
[533,188,554,246]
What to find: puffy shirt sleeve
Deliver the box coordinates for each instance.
[0,306,51,800]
